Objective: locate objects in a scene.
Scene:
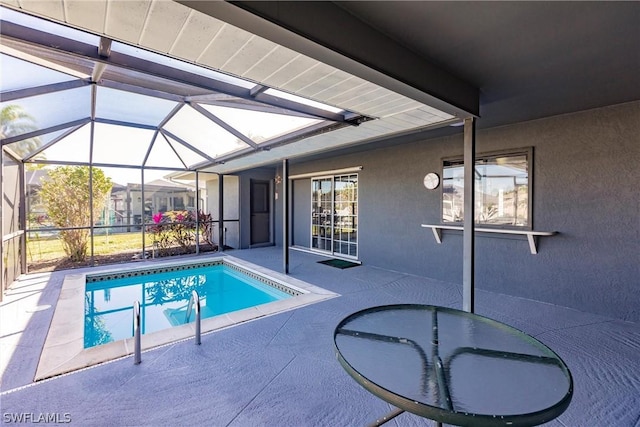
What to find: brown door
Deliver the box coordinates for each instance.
[250,180,270,245]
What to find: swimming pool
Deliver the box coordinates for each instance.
[37,255,338,380]
[84,262,296,348]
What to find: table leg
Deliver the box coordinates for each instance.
[368,407,404,426]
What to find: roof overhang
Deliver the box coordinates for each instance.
[181,1,479,118]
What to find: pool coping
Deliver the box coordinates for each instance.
[35,255,339,381]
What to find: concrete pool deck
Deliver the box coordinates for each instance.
[1,247,639,426]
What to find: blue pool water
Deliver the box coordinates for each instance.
[84,263,293,348]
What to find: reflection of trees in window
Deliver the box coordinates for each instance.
[442,152,530,227]
[0,104,44,160]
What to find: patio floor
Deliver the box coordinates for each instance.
[1,247,639,426]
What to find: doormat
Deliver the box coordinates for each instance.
[317,259,360,269]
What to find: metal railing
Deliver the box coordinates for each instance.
[132,290,200,365]
[185,290,201,345]
[133,300,141,364]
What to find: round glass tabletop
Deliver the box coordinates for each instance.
[334,304,573,427]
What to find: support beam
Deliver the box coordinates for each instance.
[0,145,4,300]
[160,129,216,163]
[89,112,96,265]
[282,159,289,274]
[0,79,90,103]
[23,124,84,162]
[218,174,224,252]
[1,118,91,146]
[195,171,200,254]
[188,102,258,148]
[160,132,189,170]
[19,161,26,276]
[249,84,269,98]
[98,37,112,58]
[463,117,476,313]
[94,118,156,130]
[141,168,146,258]
[142,131,158,167]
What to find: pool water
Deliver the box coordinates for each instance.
[84,264,292,348]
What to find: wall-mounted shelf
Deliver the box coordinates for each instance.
[421,224,557,254]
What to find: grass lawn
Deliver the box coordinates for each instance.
[26,229,217,273]
[27,232,143,264]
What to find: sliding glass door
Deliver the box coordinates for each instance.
[311,174,358,258]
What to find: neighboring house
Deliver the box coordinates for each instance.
[26,172,197,232]
[25,169,49,228]
[109,178,197,231]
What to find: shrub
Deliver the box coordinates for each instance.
[148,209,213,256]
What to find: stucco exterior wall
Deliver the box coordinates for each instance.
[278,101,640,322]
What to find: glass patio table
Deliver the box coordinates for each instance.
[334,304,573,427]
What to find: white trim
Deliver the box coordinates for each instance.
[2,230,24,243]
[289,166,362,180]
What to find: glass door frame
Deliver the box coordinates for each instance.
[310,174,358,259]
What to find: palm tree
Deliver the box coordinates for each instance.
[1,104,42,159]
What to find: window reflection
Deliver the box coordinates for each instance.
[443,152,529,227]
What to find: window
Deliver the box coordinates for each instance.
[442,150,531,227]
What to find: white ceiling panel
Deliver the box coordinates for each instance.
[241,45,299,83]
[353,119,399,133]
[344,87,394,110]
[261,54,320,89]
[138,0,190,53]
[309,75,366,101]
[222,35,278,77]
[169,10,224,62]
[278,62,337,94]
[324,81,380,106]
[65,0,106,34]
[384,113,439,128]
[365,98,424,118]
[17,0,64,20]
[382,115,422,129]
[104,0,150,44]
[339,124,386,140]
[404,107,450,123]
[298,69,353,99]
[421,105,455,120]
[197,24,253,69]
